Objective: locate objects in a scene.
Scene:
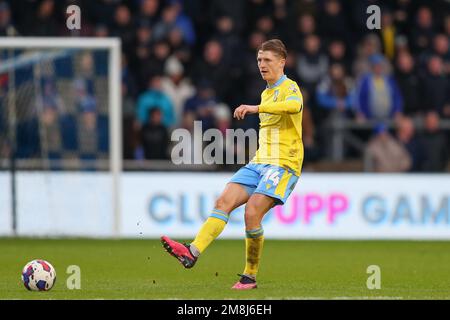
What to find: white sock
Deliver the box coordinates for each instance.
[189,244,201,257]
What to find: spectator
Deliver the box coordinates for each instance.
[136,76,175,129]
[167,27,191,66]
[171,0,196,45]
[421,56,449,116]
[302,97,321,165]
[410,7,435,55]
[0,1,19,36]
[316,63,355,158]
[31,0,58,36]
[272,0,293,39]
[212,17,244,107]
[419,111,449,172]
[396,116,422,172]
[42,77,64,113]
[378,9,397,61]
[86,0,120,27]
[245,0,274,33]
[153,2,196,46]
[353,34,383,79]
[285,51,299,84]
[289,13,316,52]
[365,123,412,172]
[73,75,98,162]
[93,24,109,38]
[130,20,153,89]
[137,40,171,92]
[316,62,355,114]
[153,4,178,42]
[296,34,329,96]
[191,40,231,105]
[214,16,243,68]
[394,52,422,116]
[112,5,135,51]
[183,81,220,131]
[431,34,450,73]
[356,54,403,121]
[74,79,96,114]
[417,33,450,75]
[327,40,352,74]
[317,0,351,46]
[78,109,98,160]
[140,108,169,160]
[40,78,63,161]
[138,0,161,27]
[255,15,276,39]
[208,0,246,34]
[445,15,450,38]
[392,0,413,35]
[161,56,195,126]
[394,35,410,57]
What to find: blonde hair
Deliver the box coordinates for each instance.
[257,39,287,59]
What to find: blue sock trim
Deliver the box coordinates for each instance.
[210,209,229,223]
[246,227,264,238]
[212,208,228,216]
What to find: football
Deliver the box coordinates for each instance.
[21,260,56,291]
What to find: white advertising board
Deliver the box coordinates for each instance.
[0,172,12,235]
[121,173,450,240]
[1,172,449,239]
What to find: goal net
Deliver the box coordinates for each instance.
[0,38,121,237]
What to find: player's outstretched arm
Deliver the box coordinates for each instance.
[234,100,302,120]
[258,99,302,115]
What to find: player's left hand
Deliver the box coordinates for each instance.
[233,105,259,120]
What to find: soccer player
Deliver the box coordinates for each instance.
[161,39,304,290]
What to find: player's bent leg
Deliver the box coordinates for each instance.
[232,193,275,290]
[161,183,251,269]
[190,183,251,254]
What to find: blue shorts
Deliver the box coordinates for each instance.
[229,163,299,205]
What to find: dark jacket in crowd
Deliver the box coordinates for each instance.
[419,132,449,172]
[421,74,449,114]
[141,123,169,160]
[395,70,422,115]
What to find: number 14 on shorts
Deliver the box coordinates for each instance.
[263,168,281,186]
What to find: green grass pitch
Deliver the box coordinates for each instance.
[1,238,450,299]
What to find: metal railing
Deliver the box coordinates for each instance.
[327,112,450,162]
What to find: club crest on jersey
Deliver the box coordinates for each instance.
[289,83,298,93]
[273,90,280,102]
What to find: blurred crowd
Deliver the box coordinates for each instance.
[0,0,449,172]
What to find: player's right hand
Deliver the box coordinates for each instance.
[233,105,259,120]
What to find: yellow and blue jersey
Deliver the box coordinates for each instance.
[252,75,304,176]
[229,75,303,205]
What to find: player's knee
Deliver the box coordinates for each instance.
[244,202,259,221]
[214,196,232,213]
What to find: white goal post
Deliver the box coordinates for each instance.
[0,37,122,237]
